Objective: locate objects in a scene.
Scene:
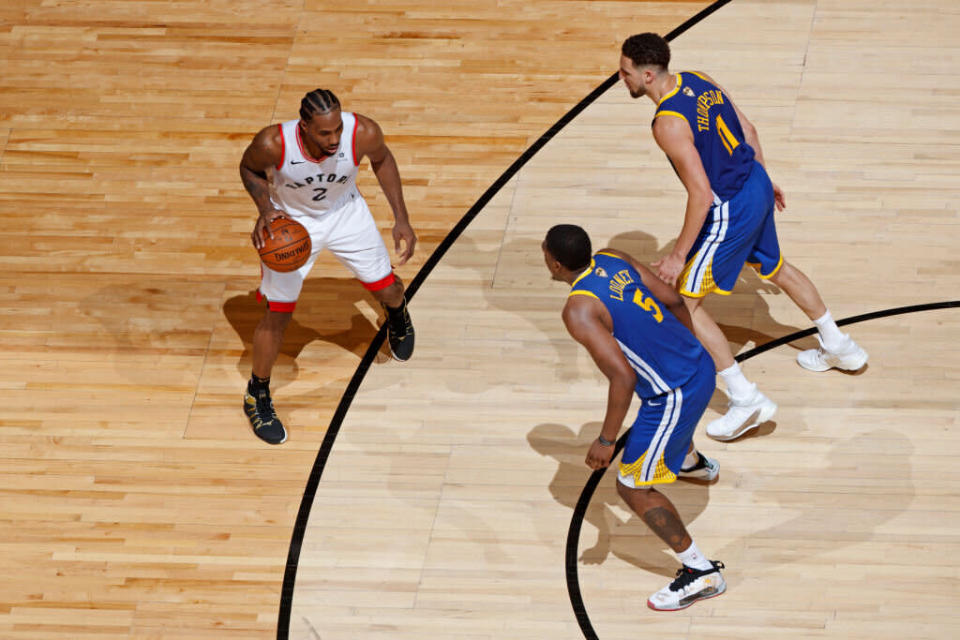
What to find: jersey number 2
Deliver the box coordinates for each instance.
[312,187,328,201]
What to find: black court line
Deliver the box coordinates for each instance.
[276,0,738,635]
[564,299,960,640]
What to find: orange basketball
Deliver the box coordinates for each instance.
[258,217,311,272]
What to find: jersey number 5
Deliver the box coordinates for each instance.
[632,290,663,323]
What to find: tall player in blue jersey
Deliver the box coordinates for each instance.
[618,33,868,441]
[543,224,726,611]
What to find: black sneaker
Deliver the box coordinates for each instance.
[677,451,720,481]
[384,299,415,362]
[647,560,726,611]
[243,391,288,444]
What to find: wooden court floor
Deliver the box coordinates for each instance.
[2,1,959,638]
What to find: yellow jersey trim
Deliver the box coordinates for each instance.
[569,258,595,289]
[595,251,621,259]
[747,255,784,280]
[654,110,688,123]
[568,290,599,300]
[657,73,682,105]
[687,70,708,81]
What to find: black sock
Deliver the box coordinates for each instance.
[385,300,405,319]
[248,374,270,397]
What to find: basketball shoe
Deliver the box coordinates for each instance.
[647,561,726,611]
[706,385,777,441]
[384,299,415,362]
[797,334,868,372]
[243,390,287,445]
[677,451,719,482]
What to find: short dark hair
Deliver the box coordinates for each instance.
[621,33,670,69]
[545,224,592,272]
[300,88,340,121]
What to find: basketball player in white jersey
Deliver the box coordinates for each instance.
[239,89,416,444]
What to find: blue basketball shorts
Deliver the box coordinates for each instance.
[618,350,715,488]
[678,162,784,298]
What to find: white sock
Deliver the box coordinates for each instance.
[717,362,754,402]
[676,540,713,571]
[813,310,846,351]
[682,448,700,470]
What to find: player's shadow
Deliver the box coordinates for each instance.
[715,429,914,573]
[528,421,714,578]
[222,277,386,387]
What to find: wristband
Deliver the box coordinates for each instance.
[597,435,615,447]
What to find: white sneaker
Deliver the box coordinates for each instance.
[677,452,719,482]
[797,334,868,372]
[706,386,777,441]
[647,561,726,611]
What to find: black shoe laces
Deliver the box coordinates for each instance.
[669,561,724,591]
[387,306,410,337]
[255,394,276,420]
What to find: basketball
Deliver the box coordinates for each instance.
[258,217,311,272]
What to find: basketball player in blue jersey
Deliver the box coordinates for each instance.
[618,33,868,441]
[239,89,416,444]
[543,224,726,611]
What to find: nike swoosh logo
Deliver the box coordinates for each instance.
[290,160,306,165]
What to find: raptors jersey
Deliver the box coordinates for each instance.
[654,72,756,201]
[268,113,361,217]
[569,252,707,399]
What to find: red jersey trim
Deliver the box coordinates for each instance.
[256,288,297,312]
[361,272,395,292]
[275,124,284,170]
[352,119,360,166]
[295,121,328,163]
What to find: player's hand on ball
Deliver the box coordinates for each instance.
[252,209,290,250]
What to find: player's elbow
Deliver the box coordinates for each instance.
[612,366,636,392]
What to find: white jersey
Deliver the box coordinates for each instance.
[268,113,362,217]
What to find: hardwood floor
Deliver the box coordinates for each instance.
[2,1,958,638]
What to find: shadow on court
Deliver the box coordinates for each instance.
[222,277,387,384]
[528,421,714,578]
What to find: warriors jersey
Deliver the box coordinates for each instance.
[569,252,706,399]
[654,72,756,200]
[268,113,361,217]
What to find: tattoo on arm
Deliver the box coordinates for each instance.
[640,506,691,552]
[240,166,272,213]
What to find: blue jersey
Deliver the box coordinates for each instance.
[654,71,756,200]
[569,252,707,399]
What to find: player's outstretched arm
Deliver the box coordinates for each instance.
[240,126,288,249]
[562,296,636,470]
[355,114,417,265]
[601,248,695,334]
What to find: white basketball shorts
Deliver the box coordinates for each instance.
[258,195,394,311]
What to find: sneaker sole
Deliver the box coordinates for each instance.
[646,582,727,612]
[707,402,778,442]
[797,348,869,373]
[677,465,719,482]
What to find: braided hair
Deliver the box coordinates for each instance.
[299,88,341,121]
